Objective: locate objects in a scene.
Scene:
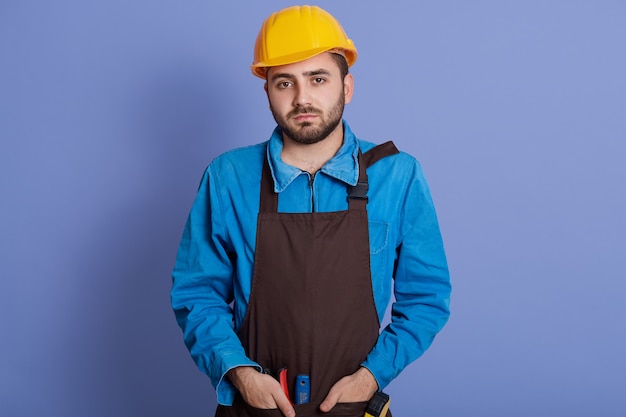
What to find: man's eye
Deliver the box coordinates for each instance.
[313,77,325,84]
[278,81,292,89]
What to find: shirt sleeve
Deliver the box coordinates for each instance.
[362,158,451,389]
[171,166,261,405]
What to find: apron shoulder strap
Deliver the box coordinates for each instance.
[260,157,278,213]
[360,141,400,169]
[348,141,400,210]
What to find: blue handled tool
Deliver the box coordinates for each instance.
[295,374,310,404]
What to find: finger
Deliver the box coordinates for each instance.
[319,385,342,413]
[240,374,282,409]
[273,392,296,417]
[257,377,285,409]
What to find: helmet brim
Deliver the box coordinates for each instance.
[251,47,357,79]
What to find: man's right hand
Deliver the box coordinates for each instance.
[227,366,296,417]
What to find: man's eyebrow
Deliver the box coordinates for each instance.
[303,69,331,77]
[269,69,332,82]
[269,72,295,82]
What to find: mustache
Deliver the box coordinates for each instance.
[288,106,322,118]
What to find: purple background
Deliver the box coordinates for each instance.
[1,1,625,416]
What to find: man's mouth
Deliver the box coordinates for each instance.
[294,113,317,122]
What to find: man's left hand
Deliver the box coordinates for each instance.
[319,367,378,413]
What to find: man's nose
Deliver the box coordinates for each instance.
[293,84,312,106]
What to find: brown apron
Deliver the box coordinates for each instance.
[216,142,398,417]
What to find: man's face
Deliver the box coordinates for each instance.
[265,53,354,145]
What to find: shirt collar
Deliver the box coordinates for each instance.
[267,120,360,193]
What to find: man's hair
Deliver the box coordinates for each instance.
[330,52,349,81]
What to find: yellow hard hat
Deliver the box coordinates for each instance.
[251,5,357,79]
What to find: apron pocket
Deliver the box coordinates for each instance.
[224,402,281,417]
[294,401,367,417]
[317,401,369,416]
[240,401,369,417]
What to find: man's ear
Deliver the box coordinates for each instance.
[264,82,271,109]
[343,73,354,105]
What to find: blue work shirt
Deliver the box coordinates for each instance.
[171,121,451,405]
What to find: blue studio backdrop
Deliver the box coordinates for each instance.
[1,1,625,416]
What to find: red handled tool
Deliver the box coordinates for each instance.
[277,368,293,405]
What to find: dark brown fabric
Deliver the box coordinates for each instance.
[216,143,398,417]
[219,395,372,417]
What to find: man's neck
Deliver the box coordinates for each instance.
[281,124,344,174]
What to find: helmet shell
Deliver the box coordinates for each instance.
[251,5,357,79]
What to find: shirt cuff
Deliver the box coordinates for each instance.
[361,347,396,391]
[214,354,262,405]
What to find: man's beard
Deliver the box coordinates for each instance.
[270,93,345,145]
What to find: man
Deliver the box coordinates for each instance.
[172,5,451,417]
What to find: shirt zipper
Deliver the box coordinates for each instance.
[308,172,316,212]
